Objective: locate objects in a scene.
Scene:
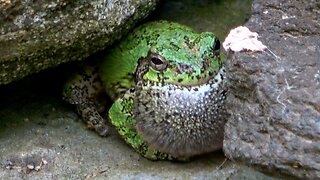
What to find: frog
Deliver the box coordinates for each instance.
[62,21,227,160]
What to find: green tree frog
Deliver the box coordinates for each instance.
[63,21,227,160]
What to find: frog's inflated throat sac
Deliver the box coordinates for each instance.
[134,57,227,157]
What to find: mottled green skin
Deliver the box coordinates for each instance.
[63,21,224,160]
[100,21,221,99]
[109,90,176,160]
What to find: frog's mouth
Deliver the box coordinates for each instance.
[133,67,227,157]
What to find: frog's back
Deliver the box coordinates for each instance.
[99,21,197,99]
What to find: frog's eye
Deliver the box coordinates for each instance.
[212,38,220,56]
[149,53,168,71]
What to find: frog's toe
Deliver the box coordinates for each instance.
[95,124,110,136]
[76,103,111,137]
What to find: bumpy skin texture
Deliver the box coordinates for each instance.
[63,21,226,160]
[63,64,109,136]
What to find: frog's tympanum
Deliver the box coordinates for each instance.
[63,21,227,160]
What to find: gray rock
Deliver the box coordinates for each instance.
[0,0,158,84]
[0,75,278,179]
[223,0,320,179]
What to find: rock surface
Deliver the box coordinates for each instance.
[0,0,158,84]
[0,0,282,179]
[223,0,320,179]
[0,69,278,180]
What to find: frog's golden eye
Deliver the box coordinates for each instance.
[212,38,220,56]
[149,53,168,71]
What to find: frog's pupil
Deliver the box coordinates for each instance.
[151,57,163,65]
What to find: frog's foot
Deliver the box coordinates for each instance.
[77,102,110,136]
[63,64,110,136]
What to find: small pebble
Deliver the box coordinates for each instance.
[35,166,41,171]
[42,159,48,165]
[5,161,13,169]
[27,164,34,170]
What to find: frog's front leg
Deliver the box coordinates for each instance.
[63,65,110,136]
[108,88,185,160]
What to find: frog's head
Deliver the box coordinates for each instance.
[133,22,227,158]
[140,24,223,86]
